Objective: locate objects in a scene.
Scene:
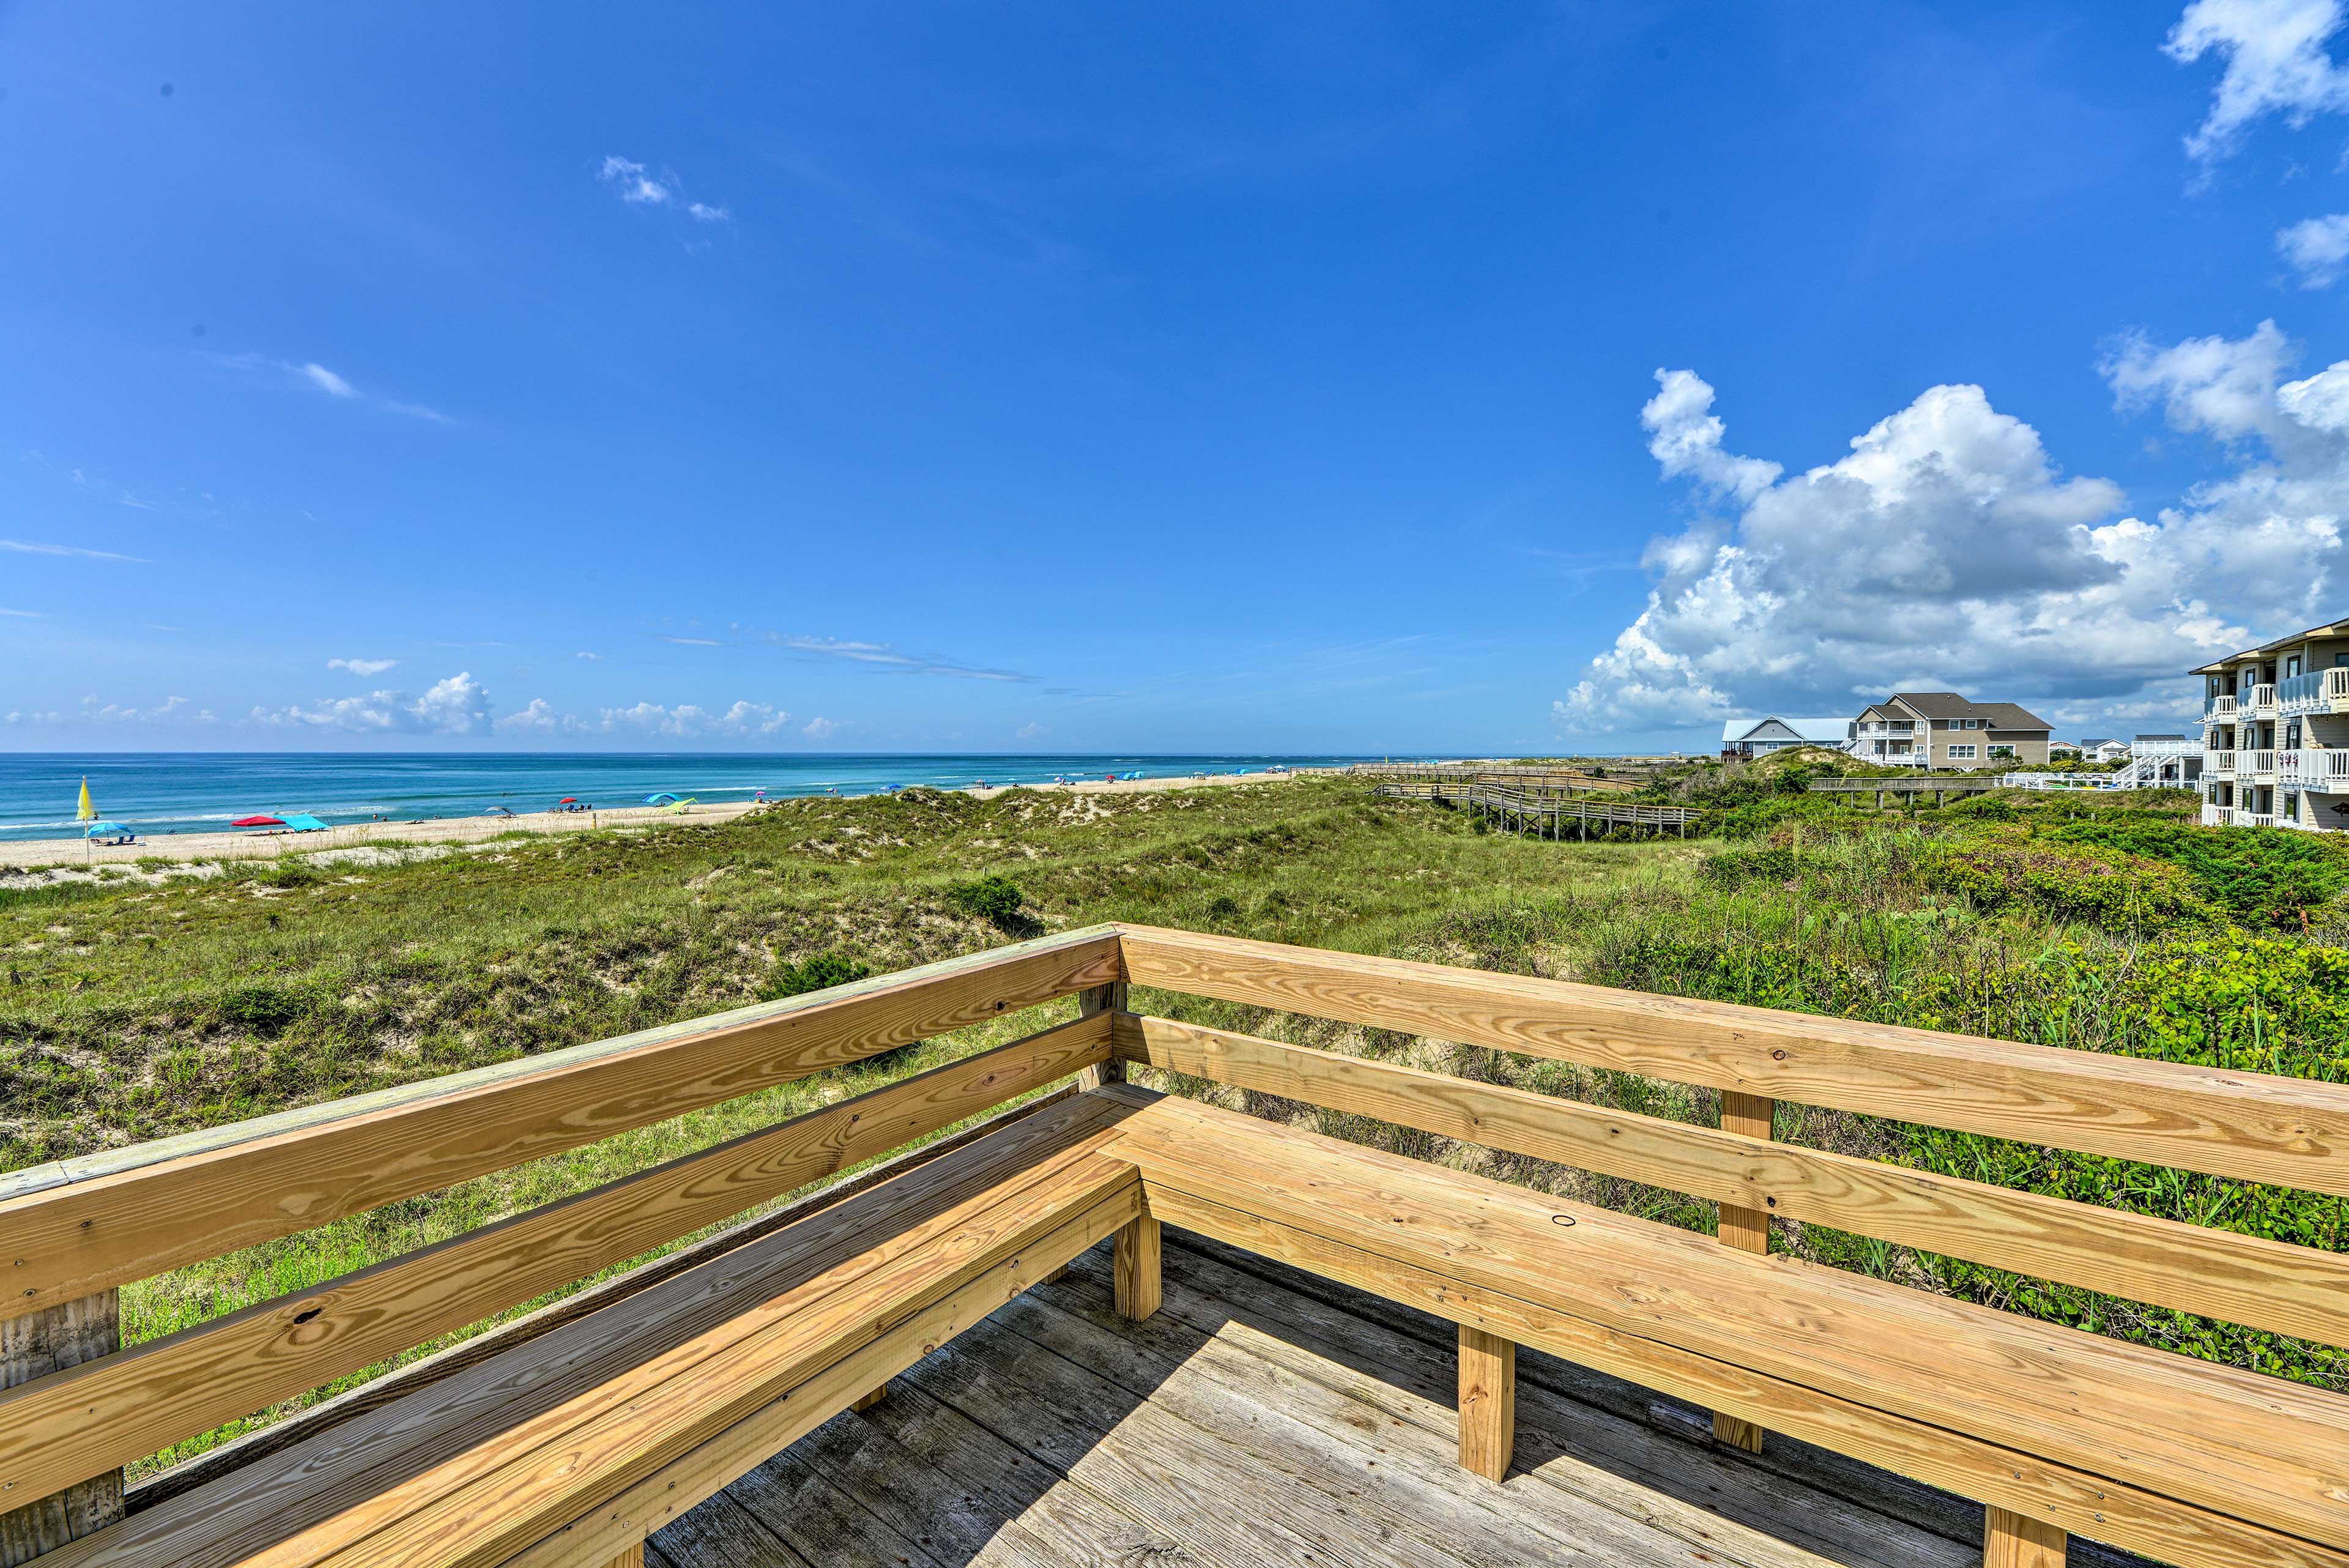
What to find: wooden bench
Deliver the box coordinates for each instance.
[2,921,2342,1568]
[1094,1083,2348,1568]
[35,1091,1152,1568]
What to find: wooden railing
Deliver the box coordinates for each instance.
[1351,763,1640,794]
[1108,924,2349,1568]
[0,928,1124,1561]
[1360,770,1693,833]
[5,924,2347,1568]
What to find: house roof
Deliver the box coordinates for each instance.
[2189,616,2349,674]
[1722,716,1850,745]
[2134,733,2186,743]
[1874,693,2052,732]
[2078,737,2115,748]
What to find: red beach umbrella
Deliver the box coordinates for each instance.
[232,815,286,828]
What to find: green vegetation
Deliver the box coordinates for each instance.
[3,771,2344,1477]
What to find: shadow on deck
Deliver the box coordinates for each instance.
[650,1230,2154,1568]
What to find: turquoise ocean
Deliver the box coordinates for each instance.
[0,754,1382,844]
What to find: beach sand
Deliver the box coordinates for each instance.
[0,768,1331,873]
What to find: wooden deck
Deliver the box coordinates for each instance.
[645,1228,2149,1568]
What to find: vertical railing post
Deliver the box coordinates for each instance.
[1075,979,1127,1092]
[0,1291,124,1566]
[1712,1090,1773,1453]
[1457,1323,1516,1481]
[1982,1506,2065,1568]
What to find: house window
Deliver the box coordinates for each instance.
[1948,745,1977,760]
[1989,745,2016,759]
[1961,718,1979,729]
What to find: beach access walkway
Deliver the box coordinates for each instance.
[4,924,2341,1568]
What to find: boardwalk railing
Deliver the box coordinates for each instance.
[1349,764,1640,794]
[1359,770,1694,835]
[4,924,2346,1568]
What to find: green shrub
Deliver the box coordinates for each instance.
[1700,845,1820,889]
[757,951,871,1001]
[946,874,1023,925]
[2043,817,2349,927]
[211,983,313,1037]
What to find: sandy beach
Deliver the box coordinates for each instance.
[0,767,1332,873]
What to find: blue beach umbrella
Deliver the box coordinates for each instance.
[83,821,132,839]
[645,792,681,805]
[281,812,331,832]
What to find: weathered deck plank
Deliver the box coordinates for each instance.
[652,1231,2162,1568]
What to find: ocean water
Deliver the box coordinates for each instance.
[0,753,1381,843]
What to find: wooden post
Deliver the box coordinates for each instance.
[1983,1505,2066,1568]
[1711,1089,1773,1454]
[1457,1324,1515,1482]
[0,1292,124,1567]
[1074,979,1128,1092]
[851,1383,889,1413]
[1114,1214,1162,1321]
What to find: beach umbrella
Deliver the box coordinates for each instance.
[232,815,286,828]
[644,792,681,805]
[558,797,577,804]
[83,821,130,839]
[281,812,330,832]
[76,778,94,822]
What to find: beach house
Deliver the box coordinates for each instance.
[1717,715,1851,759]
[1849,693,2052,769]
[2194,614,2349,828]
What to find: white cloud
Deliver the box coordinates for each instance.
[687,202,730,223]
[599,155,672,205]
[762,632,1030,681]
[300,363,359,399]
[497,697,568,735]
[258,671,492,735]
[1,538,147,563]
[573,699,792,739]
[801,716,839,740]
[208,353,447,422]
[1557,336,2349,734]
[328,657,399,677]
[2167,0,2349,165]
[1015,721,1048,740]
[2280,212,2349,286]
[81,695,202,725]
[0,608,40,617]
[575,650,601,660]
[1641,370,1783,502]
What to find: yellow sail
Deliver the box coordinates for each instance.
[76,777,94,822]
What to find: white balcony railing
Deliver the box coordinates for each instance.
[2251,684,2279,714]
[2206,694,2238,719]
[2252,749,2278,776]
[2245,812,2277,828]
[2209,750,2236,775]
[2201,803,2224,827]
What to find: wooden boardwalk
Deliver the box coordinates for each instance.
[645,1229,2146,1568]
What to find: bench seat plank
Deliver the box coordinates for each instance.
[40,1092,1146,1568]
[1093,1087,2349,1568]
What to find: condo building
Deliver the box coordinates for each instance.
[2196,617,2349,829]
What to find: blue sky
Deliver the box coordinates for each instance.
[7,2,2349,753]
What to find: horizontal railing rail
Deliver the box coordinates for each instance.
[0,926,1124,1534]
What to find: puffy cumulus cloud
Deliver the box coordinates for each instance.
[328,656,398,677]
[1557,340,2349,734]
[258,671,492,735]
[801,716,839,740]
[2279,213,2349,287]
[2167,0,2349,165]
[1642,370,1783,502]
